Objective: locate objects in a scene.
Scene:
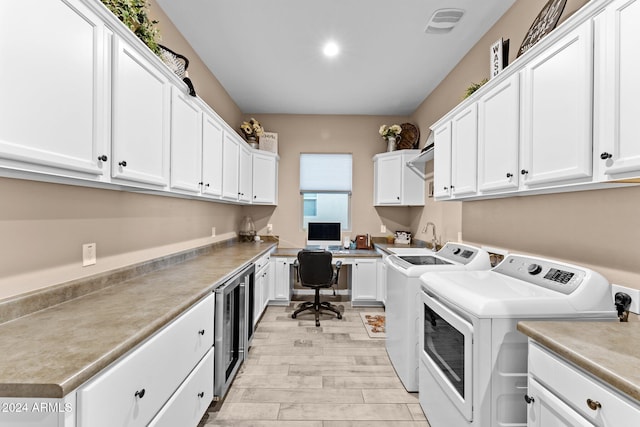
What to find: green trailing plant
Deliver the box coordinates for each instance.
[463,78,489,99]
[101,0,161,55]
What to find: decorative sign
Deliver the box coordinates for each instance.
[490,38,510,78]
[517,0,567,58]
[259,131,278,153]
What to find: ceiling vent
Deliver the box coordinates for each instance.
[424,8,465,34]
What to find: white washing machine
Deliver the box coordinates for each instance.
[418,254,618,427]
[384,242,491,392]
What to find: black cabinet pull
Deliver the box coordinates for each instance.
[98,155,108,162]
[198,329,205,335]
[119,161,127,167]
[198,182,203,186]
[198,392,205,398]
[506,173,513,178]
[443,186,448,190]
[600,152,612,160]
[135,389,146,399]
[521,169,528,175]
[524,394,534,404]
[205,183,210,188]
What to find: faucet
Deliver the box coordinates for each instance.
[423,222,438,252]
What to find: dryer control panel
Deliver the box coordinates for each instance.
[494,255,585,295]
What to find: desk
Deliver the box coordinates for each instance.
[270,248,383,306]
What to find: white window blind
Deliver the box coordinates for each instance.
[300,153,352,192]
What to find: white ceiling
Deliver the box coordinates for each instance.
[156,0,516,116]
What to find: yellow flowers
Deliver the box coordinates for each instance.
[240,118,265,138]
[379,124,402,139]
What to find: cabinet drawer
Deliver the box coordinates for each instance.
[149,348,214,427]
[529,343,640,425]
[78,294,214,427]
[255,253,270,271]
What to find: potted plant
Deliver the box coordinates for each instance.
[101,0,162,55]
[379,124,402,152]
[240,118,265,148]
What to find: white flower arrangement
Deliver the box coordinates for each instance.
[240,118,265,139]
[379,124,402,139]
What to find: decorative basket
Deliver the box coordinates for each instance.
[159,44,196,96]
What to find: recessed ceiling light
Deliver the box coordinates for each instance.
[425,8,465,34]
[323,41,340,57]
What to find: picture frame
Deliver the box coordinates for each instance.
[517,0,567,58]
[490,38,510,78]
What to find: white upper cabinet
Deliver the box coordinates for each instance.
[373,150,425,206]
[201,113,224,198]
[252,151,278,204]
[111,35,170,187]
[222,132,240,201]
[170,87,202,194]
[520,20,593,188]
[451,104,478,197]
[433,122,453,200]
[477,74,520,193]
[595,0,640,181]
[0,0,108,178]
[238,144,252,202]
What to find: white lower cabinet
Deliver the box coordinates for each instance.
[351,258,378,305]
[148,349,213,427]
[526,342,640,427]
[271,257,293,305]
[254,252,272,323]
[77,294,214,427]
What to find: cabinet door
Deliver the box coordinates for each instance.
[238,144,252,202]
[352,259,378,302]
[222,133,240,201]
[112,37,170,186]
[254,268,264,326]
[375,154,403,204]
[170,87,202,193]
[527,378,594,427]
[478,75,520,192]
[272,258,292,303]
[201,113,224,197]
[451,104,478,196]
[252,152,277,204]
[596,0,640,179]
[433,122,453,199]
[520,20,593,187]
[0,0,107,177]
[262,262,272,311]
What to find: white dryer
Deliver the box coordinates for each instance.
[384,242,491,392]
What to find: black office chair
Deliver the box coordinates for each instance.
[291,250,343,327]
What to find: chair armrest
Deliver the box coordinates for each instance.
[333,261,342,284]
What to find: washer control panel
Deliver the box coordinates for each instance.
[438,243,479,264]
[494,255,585,294]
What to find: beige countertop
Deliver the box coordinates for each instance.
[0,241,276,399]
[518,319,640,402]
[272,247,382,258]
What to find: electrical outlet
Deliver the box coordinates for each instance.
[267,224,273,234]
[380,224,386,233]
[611,284,640,314]
[211,227,216,237]
[82,243,96,267]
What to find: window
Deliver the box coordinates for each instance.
[300,153,352,230]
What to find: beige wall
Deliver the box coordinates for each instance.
[410,0,640,289]
[0,1,246,300]
[243,114,411,248]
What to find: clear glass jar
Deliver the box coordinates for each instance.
[239,216,256,242]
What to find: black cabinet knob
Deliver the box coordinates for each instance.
[97,155,108,162]
[443,186,448,190]
[135,389,146,399]
[198,392,205,398]
[119,161,127,167]
[254,195,257,199]
[524,394,534,404]
[205,183,210,188]
[198,329,205,335]
[506,173,513,178]
[600,152,613,160]
[198,182,203,186]
[521,169,528,175]
[396,196,400,200]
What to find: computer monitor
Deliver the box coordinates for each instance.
[306,222,342,249]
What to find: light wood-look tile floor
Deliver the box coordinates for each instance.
[198,303,431,427]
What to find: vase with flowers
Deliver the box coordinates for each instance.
[379,124,402,152]
[240,118,265,148]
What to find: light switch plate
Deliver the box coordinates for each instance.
[611,284,640,314]
[267,224,273,234]
[82,243,96,267]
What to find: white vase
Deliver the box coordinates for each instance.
[387,136,397,152]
